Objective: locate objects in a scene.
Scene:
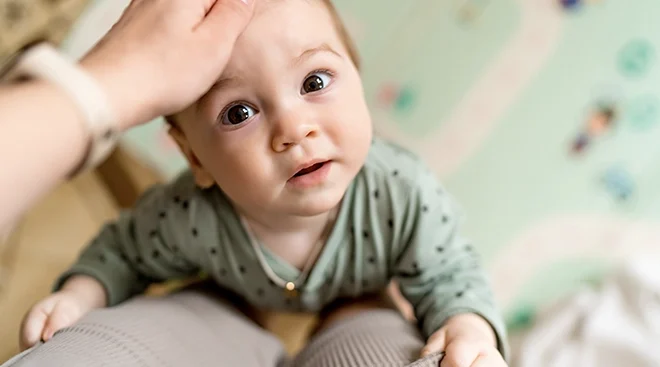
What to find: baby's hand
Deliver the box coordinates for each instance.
[19,275,107,351]
[421,313,507,367]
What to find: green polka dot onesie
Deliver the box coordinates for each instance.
[54,138,508,356]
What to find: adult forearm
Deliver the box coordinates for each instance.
[0,80,89,232]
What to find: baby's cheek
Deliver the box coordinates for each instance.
[341,109,372,152]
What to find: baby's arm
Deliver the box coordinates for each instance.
[391,171,508,364]
[53,185,201,306]
[54,181,203,305]
[21,177,202,349]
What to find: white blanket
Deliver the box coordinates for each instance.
[515,259,660,367]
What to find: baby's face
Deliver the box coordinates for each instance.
[174,0,372,217]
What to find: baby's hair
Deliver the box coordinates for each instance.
[321,0,360,70]
[165,0,359,127]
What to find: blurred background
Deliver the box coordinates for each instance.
[2,0,660,365]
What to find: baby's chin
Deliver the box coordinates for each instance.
[281,186,347,217]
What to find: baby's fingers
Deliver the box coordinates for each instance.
[469,352,507,367]
[421,340,444,358]
[440,341,481,367]
[19,307,49,351]
[42,302,80,342]
[421,328,446,358]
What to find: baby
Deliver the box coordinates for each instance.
[22,0,508,365]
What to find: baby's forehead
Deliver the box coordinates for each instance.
[194,0,342,89]
[230,0,343,59]
[253,0,288,14]
[253,0,327,18]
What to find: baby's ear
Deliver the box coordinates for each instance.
[166,121,215,189]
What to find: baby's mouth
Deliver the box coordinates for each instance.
[293,162,327,178]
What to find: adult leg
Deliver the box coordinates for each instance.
[3,283,287,367]
[292,292,444,367]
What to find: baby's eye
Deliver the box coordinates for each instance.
[221,104,257,125]
[302,71,332,94]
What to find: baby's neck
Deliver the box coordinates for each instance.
[244,210,335,234]
[239,207,339,270]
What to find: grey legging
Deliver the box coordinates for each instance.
[2,285,444,367]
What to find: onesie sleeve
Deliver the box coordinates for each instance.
[392,171,509,359]
[54,175,203,306]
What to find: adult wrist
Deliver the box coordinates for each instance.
[78,45,170,132]
[79,57,145,132]
[1,41,122,176]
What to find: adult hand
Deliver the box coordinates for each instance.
[80,0,256,130]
